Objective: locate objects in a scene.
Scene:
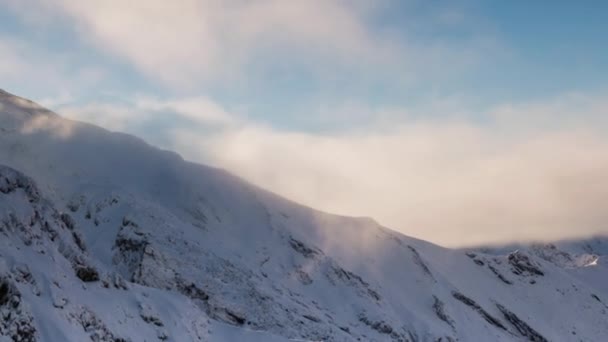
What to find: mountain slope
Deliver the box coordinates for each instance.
[1,88,608,341]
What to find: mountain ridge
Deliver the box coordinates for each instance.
[1,89,608,341]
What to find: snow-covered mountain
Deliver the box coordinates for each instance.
[1,88,608,341]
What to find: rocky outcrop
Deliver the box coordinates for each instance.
[0,277,37,342]
[358,313,411,341]
[451,291,506,331]
[289,238,321,259]
[69,307,127,342]
[508,251,544,277]
[496,304,547,342]
[0,166,40,203]
[407,246,435,281]
[488,264,513,285]
[433,296,454,329]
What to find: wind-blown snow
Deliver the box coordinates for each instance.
[1,88,608,341]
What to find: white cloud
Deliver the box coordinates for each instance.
[59,95,238,127]
[0,34,106,100]
[31,90,608,247]
[11,0,399,86]
[167,93,608,247]
[57,102,146,131]
[0,38,28,78]
[134,96,236,126]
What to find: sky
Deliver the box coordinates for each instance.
[1,0,608,247]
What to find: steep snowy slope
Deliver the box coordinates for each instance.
[1,88,608,341]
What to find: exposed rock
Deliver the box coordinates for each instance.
[451,291,506,331]
[52,296,68,309]
[70,307,126,342]
[0,166,40,203]
[71,231,87,252]
[139,303,164,327]
[432,296,454,329]
[407,246,435,281]
[223,309,246,326]
[294,268,313,285]
[358,314,409,341]
[11,265,34,286]
[488,264,513,285]
[104,273,128,290]
[60,213,75,230]
[0,277,37,342]
[289,238,321,259]
[302,314,321,323]
[177,280,209,302]
[75,265,100,283]
[358,314,394,335]
[328,263,381,301]
[508,251,544,277]
[496,303,547,341]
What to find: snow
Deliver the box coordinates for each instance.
[1,88,608,341]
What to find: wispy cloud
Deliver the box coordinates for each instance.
[55,92,608,247]
[0,34,105,98]
[7,0,398,86]
[6,0,501,90]
[134,97,237,126]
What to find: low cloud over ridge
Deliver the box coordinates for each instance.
[140,93,608,247]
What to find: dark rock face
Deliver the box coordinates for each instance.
[0,281,10,306]
[328,263,381,301]
[112,221,152,284]
[407,246,435,281]
[0,166,40,203]
[225,310,246,326]
[75,265,100,282]
[451,291,506,331]
[508,251,544,277]
[0,277,37,342]
[112,217,176,289]
[60,213,76,230]
[289,238,321,259]
[496,304,547,342]
[359,314,393,335]
[358,313,421,342]
[71,308,127,342]
[177,280,210,302]
[488,264,513,285]
[432,296,454,329]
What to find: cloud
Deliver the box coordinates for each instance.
[31,90,608,247]
[7,0,501,91]
[166,93,608,247]
[5,0,606,248]
[0,34,106,99]
[57,102,146,131]
[57,95,239,131]
[9,0,399,87]
[0,38,28,78]
[134,96,236,126]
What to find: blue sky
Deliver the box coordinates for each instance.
[2,0,608,245]
[2,0,606,129]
